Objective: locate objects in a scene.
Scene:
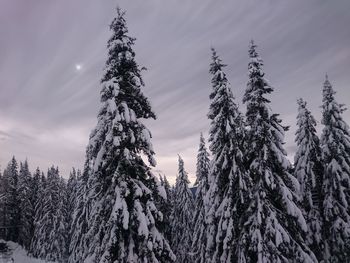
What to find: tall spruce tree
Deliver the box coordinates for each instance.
[191,133,210,263]
[171,155,194,263]
[17,160,33,250]
[204,48,250,262]
[240,41,316,262]
[70,7,175,263]
[321,75,350,262]
[294,98,324,260]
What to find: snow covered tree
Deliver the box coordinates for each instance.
[0,169,4,239]
[66,168,78,251]
[31,167,67,262]
[191,133,210,262]
[2,157,19,242]
[171,155,194,263]
[158,174,173,242]
[204,48,251,262]
[30,170,46,256]
[69,167,89,263]
[59,175,69,260]
[30,168,42,203]
[160,174,172,206]
[240,41,317,262]
[67,169,78,215]
[294,98,324,260]
[17,160,33,250]
[321,75,350,262]
[30,167,42,238]
[70,7,175,263]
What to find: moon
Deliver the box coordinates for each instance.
[75,64,82,71]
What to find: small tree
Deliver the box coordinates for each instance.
[191,134,210,263]
[68,168,89,263]
[30,168,42,238]
[66,168,78,251]
[17,160,33,250]
[31,167,67,262]
[30,171,46,256]
[294,98,324,260]
[0,169,4,239]
[171,155,194,263]
[2,157,19,242]
[158,174,173,242]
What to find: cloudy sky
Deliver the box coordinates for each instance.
[1,0,349,184]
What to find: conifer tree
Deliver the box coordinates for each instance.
[171,155,194,263]
[240,41,316,262]
[69,168,89,263]
[70,7,175,263]
[321,75,350,262]
[67,168,78,214]
[31,167,67,262]
[204,48,250,262]
[2,157,19,242]
[66,168,78,251]
[17,160,33,250]
[59,175,69,260]
[30,170,46,256]
[191,133,210,262]
[160,174,172,206]
[0,169,4,239]
[31,168,41,204]
[294,98,324,260]
[158,174,173,242]
[30,168,42,238]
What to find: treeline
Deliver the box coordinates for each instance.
[0,159,79,262]
[1,6,350,263]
